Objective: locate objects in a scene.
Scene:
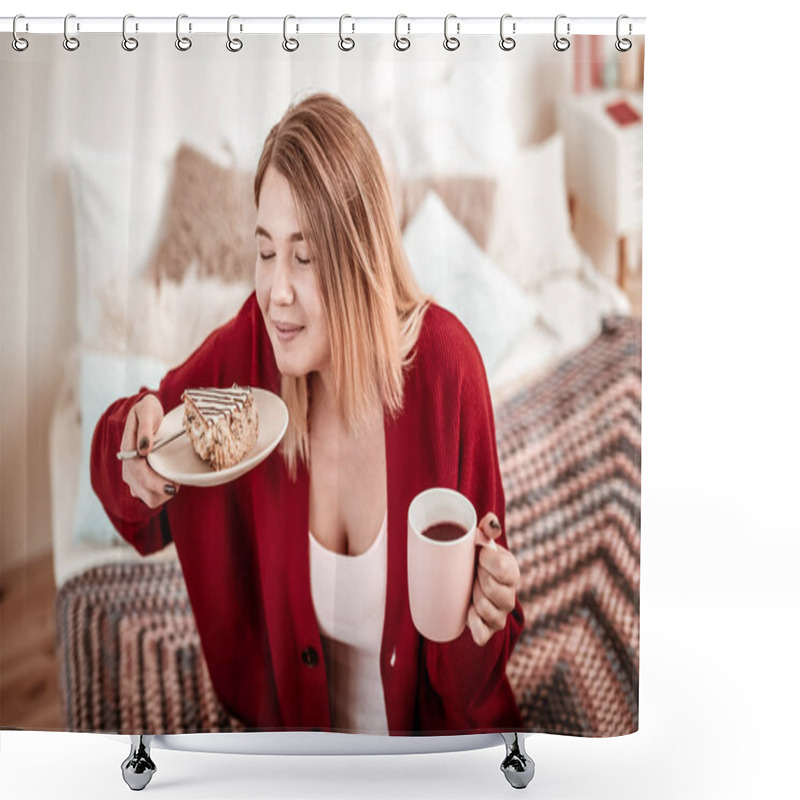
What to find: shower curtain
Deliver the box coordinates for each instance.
[0,22,643,738]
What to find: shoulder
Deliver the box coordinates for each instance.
[415,303,488,388]
[202,291,265,352]
[171,290,275,384]
[211,290,262,342]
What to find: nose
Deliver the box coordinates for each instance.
[270,256,294,305]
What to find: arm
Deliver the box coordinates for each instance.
[422,332,525,730]
[90,321,230,556]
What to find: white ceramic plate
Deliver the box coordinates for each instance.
[147,388,288,487]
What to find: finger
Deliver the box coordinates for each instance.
[136,483,175,509]
[478,545,520,587]
[149,461,180,495]
[134,396,163,456]
[121,405,138,452]
[467,604,494,647]
[472,577,505,631]
[477,563,516,613]
[126,459,180,507]
[140,467,179,503]
[479,512,503,542]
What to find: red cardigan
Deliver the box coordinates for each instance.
[91,293,525,735]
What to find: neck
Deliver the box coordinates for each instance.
[308,370,384,437]
[309,369,340,423]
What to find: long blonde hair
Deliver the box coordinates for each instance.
[253,92,431,481]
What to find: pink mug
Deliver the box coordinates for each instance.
[407,487,495,642]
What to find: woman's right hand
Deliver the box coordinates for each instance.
[120,393,181,508]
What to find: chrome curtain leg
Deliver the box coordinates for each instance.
[500,732,535,789]
[121,735,157,791]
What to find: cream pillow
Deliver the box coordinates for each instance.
[92,266,253,365]
[403,192,538,376]
[487,133,584,293]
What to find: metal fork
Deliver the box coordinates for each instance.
[116,428,186,460]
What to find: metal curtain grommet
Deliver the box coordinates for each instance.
[283,15,299,52]
[394,14,410,51]
[63,13,80,51]
[443,14,460,51]
[176,14,192,51]
[338,14,355,51]
[122,14,139,51]
[12,14,29,52]
[615,14,632,52]
[499,14,516,51]
[553,14,570,51]
[227,15,243,52]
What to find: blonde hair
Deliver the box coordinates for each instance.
[253,92,431,481]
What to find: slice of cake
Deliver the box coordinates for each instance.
[181,385,259,471]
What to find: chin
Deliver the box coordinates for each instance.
[273,351,309,379]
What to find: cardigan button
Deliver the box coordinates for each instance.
[301,646,319,667]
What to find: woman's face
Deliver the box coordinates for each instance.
[255,166,331,378]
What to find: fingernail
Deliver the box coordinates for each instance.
[489,518,501,531]
[164,484,176,495]
[139,436,149,451]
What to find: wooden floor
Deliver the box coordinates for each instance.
[0,551,62,729]
[0,270,641,732]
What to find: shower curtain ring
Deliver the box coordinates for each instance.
[226,15,243,52]
[12,15,29,52]
[499,14,516,51]
[283,15,299,52]
[122,15,139,51]
[443,14,460,51]
[338,15,355,51]
[176,14,192,51]
[394,15,411,51]
[63,14,80,51]
[615,15,632,52]
[553,14,570,52]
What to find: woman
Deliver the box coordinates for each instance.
[91,93,525,735]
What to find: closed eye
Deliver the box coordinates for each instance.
[258,252,310,265]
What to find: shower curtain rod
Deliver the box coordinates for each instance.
[1,15,646,37]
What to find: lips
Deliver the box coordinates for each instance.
[273,321,304,333]
[272,320,304,344]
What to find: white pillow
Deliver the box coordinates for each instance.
[537,254,632,353]
[69,147,171,344]
[403,192,538,376]
[487,133,585,293]
[384,59,517,179]
[74,351,169,547]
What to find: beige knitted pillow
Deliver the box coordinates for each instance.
[147,144,257,284]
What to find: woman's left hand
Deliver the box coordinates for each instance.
[467,513,521,647]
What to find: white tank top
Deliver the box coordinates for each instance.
[309,511,390,735]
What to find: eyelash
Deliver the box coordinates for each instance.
[259,253,311,266]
